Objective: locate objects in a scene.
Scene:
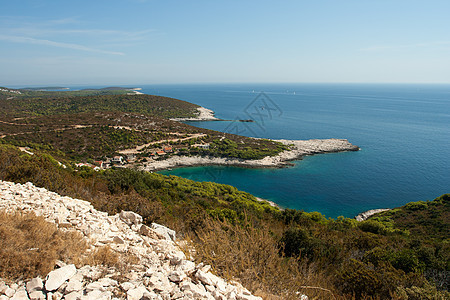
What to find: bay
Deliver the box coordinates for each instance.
[150,83,449,218]
[56,83,450,218]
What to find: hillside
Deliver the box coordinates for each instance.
[0,144,448,299]
[0,91,294,163]
[0,86,136,98]
[0,180,263,300]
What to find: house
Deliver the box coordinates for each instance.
[156,151,166,156]
[75,163,95,169]
[93,161,105,168]
[111,156,124,164]
[163,146,173,153]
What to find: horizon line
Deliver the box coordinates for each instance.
[4,81,450,89]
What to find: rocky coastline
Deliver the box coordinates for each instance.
[141,138,359,171]
[355,208,391,221]
[170,107,219,122]
[0,180,264,300]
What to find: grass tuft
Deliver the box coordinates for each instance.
[0,210,87,281]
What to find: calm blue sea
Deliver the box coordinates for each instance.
[143,83,449,218]
[50,83,450,218]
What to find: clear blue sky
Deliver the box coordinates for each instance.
[1,0,450,86]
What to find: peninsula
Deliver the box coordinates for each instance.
[141,138,359,171]
[0,88,359,172]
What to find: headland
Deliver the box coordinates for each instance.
[141,138,359,171]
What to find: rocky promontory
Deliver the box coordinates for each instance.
[355,208,390,222]
[0,180,264,300]
[170,107,219,122]
[142,138,359,171]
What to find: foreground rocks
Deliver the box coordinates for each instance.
[142,138,359,171]
[0,180,263,300]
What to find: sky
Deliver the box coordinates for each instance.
[1,0,450,86]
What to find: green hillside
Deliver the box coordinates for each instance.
[0,143,448,299]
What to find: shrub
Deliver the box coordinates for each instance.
[358,219,389,235]
[0,211,87,280]
[336,259,405,298]
[405,201,429,211]
[280,227,314,258]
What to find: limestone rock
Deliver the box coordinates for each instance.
[168,271,186,283]
[119,211,143,226]
[45,264,77,291]
[28,290,46,300]
[4,287,15,297]
[63,291,82,300]
[0,282,7,294]
[26,278,43,294]
[151,223,176,241]
[65,275,83,293]
[127,286,149,300]
[139,225,162,240]
[113,236,125,244]
[196,270,214,286]
[11,287,29,300]
[0,180,263,300]
[120,282,135,292]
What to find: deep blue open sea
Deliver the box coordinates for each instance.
[55,83,449,218]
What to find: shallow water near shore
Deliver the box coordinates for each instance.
[146,84,448,218]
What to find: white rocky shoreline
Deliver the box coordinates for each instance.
[141,138,360,171]
[355,208,390,221]
[170,107,219,122]
[0,180,266,300]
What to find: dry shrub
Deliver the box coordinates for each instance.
[84,246,140,278]
[184,217,337,300]
[88,246,120,267]
[0,210,87,280]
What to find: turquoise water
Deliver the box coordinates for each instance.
[147,84,449,217]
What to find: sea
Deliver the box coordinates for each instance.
[29,83,450,218]
[149,83,450,218]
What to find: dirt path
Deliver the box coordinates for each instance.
[119,133,206,154]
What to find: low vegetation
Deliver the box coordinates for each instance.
[0,93,200,119]
[0,92,287,161]
[0,86,133,99]
[0,211,87,280]
[0,144,448,299]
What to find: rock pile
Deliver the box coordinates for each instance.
[0,180,262,300]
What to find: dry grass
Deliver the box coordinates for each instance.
[87,246,120,267]
[0,210,141,284]
[85,246,139,274]
[183,217,338,300]
[0,210,87,281]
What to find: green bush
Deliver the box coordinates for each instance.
[405,201,429,211]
